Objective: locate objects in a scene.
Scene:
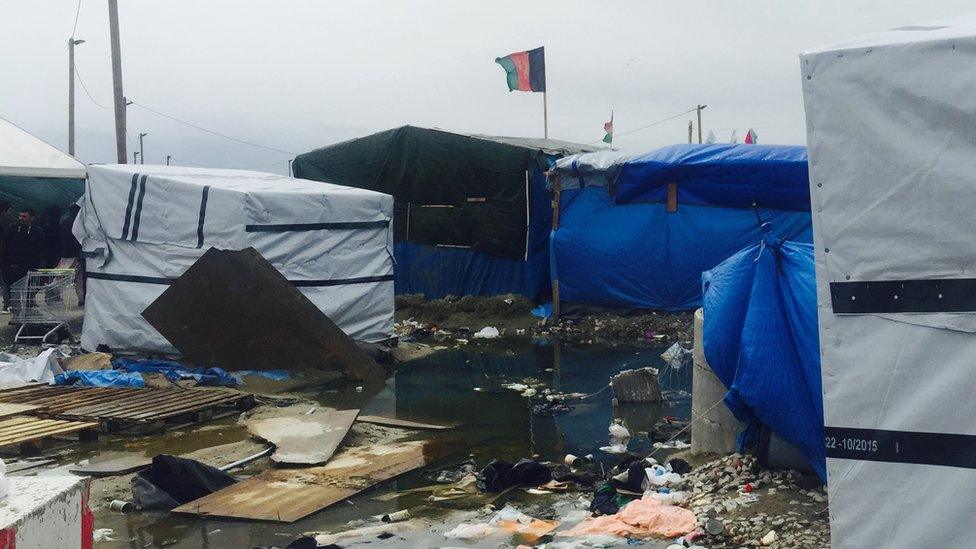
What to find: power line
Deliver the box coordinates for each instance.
[70,0,82,38]
[73,64,112,110]
[128,101,297,156]
[709,122,802,131]
[588,108,697,145]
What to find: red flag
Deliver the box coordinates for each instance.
[745,128,758,144]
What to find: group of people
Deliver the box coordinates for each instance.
[0,201,84,313]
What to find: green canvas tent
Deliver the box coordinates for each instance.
[293,125,599,300]
[0,115,86,213]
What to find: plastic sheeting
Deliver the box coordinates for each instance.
[0,349,64,387]
[553,144,810,211]
[701,235,824,481]
[56,370,144,388]
[801,16,976,548]
[75,165,395,353]
[552,186,811,310]
[0,115,86,179]
[295,127,594,300]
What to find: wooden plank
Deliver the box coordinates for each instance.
[247,408,359,465]
[0,403,41,419]
[0,418,98,447]
[356,415,455,431]
[117,391,242,420]
[173,439,455,522]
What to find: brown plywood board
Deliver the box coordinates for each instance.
[141,247,385,382]
[69,455,153,476]
[356,415,455,431]
[246,408,359,465]
[172,439,454,522]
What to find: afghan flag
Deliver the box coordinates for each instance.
[602,112,614,144]
[496,47,546,92]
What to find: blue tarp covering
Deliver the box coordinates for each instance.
[701,234,825,481]
[550,144,812,311]
[56,370,145,388]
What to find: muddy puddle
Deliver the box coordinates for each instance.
[75,341,691,548]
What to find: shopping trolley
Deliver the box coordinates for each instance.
[11,269,76,344]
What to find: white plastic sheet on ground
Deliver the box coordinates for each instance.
[801,15,976,548]
[0,349,63,387]
[75,165,395,353]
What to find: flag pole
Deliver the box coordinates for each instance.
[543,91,549,139]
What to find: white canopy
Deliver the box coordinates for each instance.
[0,116,85,179]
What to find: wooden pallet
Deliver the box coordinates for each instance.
[0,416,98,455]
[0,385,253,432]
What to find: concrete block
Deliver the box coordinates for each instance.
[0,475,92,548]
[691,308,743,455]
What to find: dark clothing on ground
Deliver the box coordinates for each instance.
[2,224,45,308]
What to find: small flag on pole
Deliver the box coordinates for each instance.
[730,129,738,143]
[495,47,546,92]
[745,128,758,144]
[603,111,614,144]
[705,130,716,144]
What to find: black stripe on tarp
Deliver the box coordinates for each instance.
[825,426,976,470]
[86,272,173,285]
[830,279,976,313]
[528,46,546,92]
[244,220,390,232]
[291,274,395,287]
[86,271,395,287]
[120,173,139,240]
[196,186,210,248]
[130,174,148,241]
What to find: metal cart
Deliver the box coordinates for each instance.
[11,269,76,344]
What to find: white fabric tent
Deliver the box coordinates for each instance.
[0,116,85,178]
[75,164,394,353]
[802,15,976,549]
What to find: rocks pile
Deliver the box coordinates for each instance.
[673,453,830,548]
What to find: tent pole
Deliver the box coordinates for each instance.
[551,175,560,321]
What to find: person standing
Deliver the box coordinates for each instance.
[1,209,45,313]
[37,205,62,269]
[60,204,84,306]
[0,201,14,305]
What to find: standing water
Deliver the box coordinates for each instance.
[91,341,691,548]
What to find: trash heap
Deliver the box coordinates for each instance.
[680,453,830,548]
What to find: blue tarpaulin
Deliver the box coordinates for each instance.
[550,144,812,311]
[56,370,145,388]
[701,234,825,481]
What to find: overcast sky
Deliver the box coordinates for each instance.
[2,1,974,175]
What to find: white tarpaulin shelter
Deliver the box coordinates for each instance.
[75,164,394,353]
[0,116,85,178]
[801,16,976,548]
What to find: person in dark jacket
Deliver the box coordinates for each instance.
[60,204,84,306]
[37,205,61,269]
[1,208,45,312]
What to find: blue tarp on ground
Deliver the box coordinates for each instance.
[550,144,812,311]
[56,358,291,388]
[701,234,825,481]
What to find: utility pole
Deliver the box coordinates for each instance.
[67,38,85,156]
[166,155,171,166]
[133,151,139,164]
[696,104,707,144]
[108,0,127,163]
[138,132,147,164]
[687,120,693,144]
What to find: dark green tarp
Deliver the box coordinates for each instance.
[0,175,85,213]
[292,126,597,260]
